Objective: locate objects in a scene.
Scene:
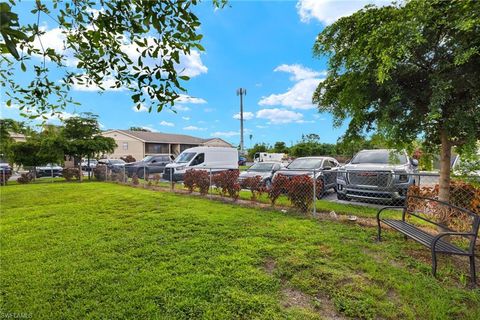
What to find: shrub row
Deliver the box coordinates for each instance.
[185,170,322,213]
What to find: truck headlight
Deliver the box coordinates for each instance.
[176,166,186,171]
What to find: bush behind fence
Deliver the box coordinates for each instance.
[99,167,479,226]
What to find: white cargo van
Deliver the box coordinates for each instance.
[163,147,238,181]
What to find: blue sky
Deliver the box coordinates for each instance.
[1,0,385,147]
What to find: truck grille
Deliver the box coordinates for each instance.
[347,171,392,187]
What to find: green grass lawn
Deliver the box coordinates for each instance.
[1,183,479,319]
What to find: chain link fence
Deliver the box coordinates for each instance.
[94,166,479,220]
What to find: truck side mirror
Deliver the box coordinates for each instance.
[411,159,419,167]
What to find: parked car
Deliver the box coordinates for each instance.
[81,159,98,171]
[238,156,247,166]
[36,164,63,177]
[163,147,238,182]
[97,159,126,173]
[238,161,284,189]
[336,149,418,203]
[0,158,12,177]
[272,156,339,197]
[125,154,174,179]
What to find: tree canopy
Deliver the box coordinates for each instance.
[313,0,480,201]
[1,0,227,118]
[63,114,116,163]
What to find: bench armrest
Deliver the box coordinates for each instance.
[432,232,476,252]
[376,206,405,222]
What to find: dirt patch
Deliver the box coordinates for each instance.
[281,287,313,309]
[363,248,404,269]
[263,257,276,275]
[314,292,347,320]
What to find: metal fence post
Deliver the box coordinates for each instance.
[209,168,212,199]
[143,165,146,187]
[105,165,107,182]
[51,167,54,183]
[312,169,317,217]
[2,168,5,186]
[123,166,126,184]
[170,169,173,191]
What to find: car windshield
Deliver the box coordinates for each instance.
[142,156,154,162]
[287,159,322,169]
[248,163,274,172]
[351,150,407,164]
[110,160,125,165]
[175,152,196,163]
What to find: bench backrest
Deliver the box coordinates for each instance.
[404,195,480,243]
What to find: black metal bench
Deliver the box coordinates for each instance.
[377,195,479,285]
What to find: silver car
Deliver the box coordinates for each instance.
[238,162,284,189]
[336,149,418,203]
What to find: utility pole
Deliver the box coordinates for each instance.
[236,88,247,155]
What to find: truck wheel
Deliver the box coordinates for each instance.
[137,168,144,179]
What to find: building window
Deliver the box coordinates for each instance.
[123,142,128,150]
[145,143,169,154]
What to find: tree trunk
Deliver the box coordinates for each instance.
[87,155,91,180]
[438,129,451,203]
[438,129,452,230]
[79,163,83,183]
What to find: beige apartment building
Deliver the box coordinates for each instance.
[102,130,232,161]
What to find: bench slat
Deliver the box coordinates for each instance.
[381,219,466,254]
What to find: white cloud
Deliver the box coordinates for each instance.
[132,103,148,112]
[259,78,321,110]
[182,116,190,121]
[177,50,208,77]
[256,108,304,124]
[211,131,239,138]
[141,125,158,132]
[256,125,269,129]
[233,112,254,120]
[183,125,206,131]
[259,64,325,110]
[274,64,325,81]
[121,37,207,78]
[204,108,214,113]
[176,94,207,104]
[71,75,126,92]
[297,0,390,25]
[32,28,208,82]
[313,114,326,120]
[159,120,174,127]
[32,27,79,67]
[173,105,190,112]
[2,103,76,123]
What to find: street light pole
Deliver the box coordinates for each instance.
[236,88,247,155]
